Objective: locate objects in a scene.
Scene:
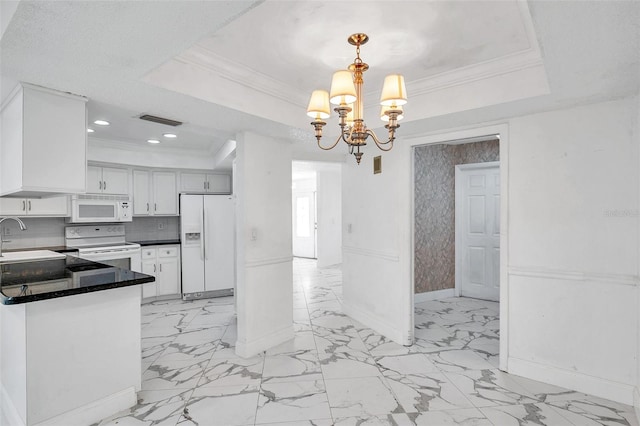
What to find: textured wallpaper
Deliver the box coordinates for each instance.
[414,140,499,294]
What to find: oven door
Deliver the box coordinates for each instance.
[78,248,142,273]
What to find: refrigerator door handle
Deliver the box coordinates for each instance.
[203,206,208,260]
[200,208,205,261]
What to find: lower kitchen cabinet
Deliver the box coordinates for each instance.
[141,245,181,300]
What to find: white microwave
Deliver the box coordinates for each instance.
[68,195,132,223]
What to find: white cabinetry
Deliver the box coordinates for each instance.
[87,166,129,195]
[0,84,87,197]
[141,245,181,300]
[180,173,231,194]
[0,196,69,217]
[132,170,177,216]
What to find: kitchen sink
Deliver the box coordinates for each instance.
[0,250,66,264]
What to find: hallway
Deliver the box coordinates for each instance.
[98,259,637,425]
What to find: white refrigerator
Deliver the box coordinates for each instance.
[180,194,235,299]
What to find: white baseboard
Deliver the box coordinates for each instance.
[235,325,294,358]
[509,357,634,406]
[343,302,411,346]
[35,387,136,426]
[1,385,24,426]
[414,288,455,303]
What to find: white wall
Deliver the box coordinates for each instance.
[341,96,640,405]
[317,168,342,268]
[235,131,294,357]
[506,97,638,405]
[342,151,414,345]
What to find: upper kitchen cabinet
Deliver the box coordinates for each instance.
[180,172,231,194]
[87,165,129,195]
[133,170,177,216]
[0,83,87,197]
[0,195,69,217]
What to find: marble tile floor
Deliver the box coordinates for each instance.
[97,258,638,426]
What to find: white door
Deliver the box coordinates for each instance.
[180,173,207,192]
[86,166,102,193]
[204,195,235,292]
[133,170,151,216]
[101,167,129,195]
[455,162,500,301]
[28,196,69,216]
[292,191,316,258]
[153,171,177,215]
[206,174,232,193]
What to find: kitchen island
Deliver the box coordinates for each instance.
[0,256,154,426]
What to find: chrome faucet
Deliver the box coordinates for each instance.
[0,217,27,257]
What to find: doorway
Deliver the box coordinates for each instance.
[455,162,500,301]
[293,190,317,258]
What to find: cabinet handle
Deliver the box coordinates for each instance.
[207,181,210,190]
[159,264,162,272]
[154,203,157,211]
[204,181,207,190]
[146,203,149,212]
[28,200,31,211]
[103,181,107,191]
[153,264,156,273]
[22,200,26,211]
[99,181,102,190]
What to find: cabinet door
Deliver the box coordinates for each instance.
[102,167,129,195]
[206,174,231,194]
[87,166,102,193]
[133,170,151,216]
[157,257,180,296]
[0,198,27,216]
[153,171,177,215]
[141,258,157,299]
[180,173,207,192]
[28,196,69,216]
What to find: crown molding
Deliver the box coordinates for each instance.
[180,45,308,108]
[409,50,544,97]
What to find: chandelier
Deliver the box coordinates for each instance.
[306,33,407,164]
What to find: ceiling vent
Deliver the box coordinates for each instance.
[139,114,183,127]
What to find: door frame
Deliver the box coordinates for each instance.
[407,123,510,371]
[454,161,501,299]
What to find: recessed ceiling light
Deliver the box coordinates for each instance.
[147,139,160,144]
[163,133,177,138]
[94,120,110,126]
[87,128,95,133]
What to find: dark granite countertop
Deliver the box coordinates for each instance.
[134,240,181,246]
[0,256,154,305]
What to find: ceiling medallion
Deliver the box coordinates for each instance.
[306,33,407,164]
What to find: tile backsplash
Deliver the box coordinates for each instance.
[0,216,180,250]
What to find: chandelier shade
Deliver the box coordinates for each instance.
[380,74,408,106]
[306,33,408,164]
[329,70,357,105]
[306,90,331,119]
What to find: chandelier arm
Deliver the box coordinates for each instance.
[317,132,344,151]
[342,126,355,144]
[366,129,394,152]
